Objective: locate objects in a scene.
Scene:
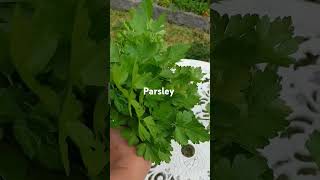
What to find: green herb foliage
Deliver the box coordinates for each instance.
[111,0,210,164]
[186,41,210,61]
[157,0,209,16]
[0,0,107,179]
[212,10,301,179]
[157,0,172,7]
[173,0,209,16]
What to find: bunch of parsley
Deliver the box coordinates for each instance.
[110,0,210,164]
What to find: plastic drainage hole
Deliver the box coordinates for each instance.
[181,144,195,158]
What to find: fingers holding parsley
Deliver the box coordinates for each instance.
[110,128,151,180]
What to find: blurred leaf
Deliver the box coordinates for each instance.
[93,92,107,138]
[0,0,108,178]
[0,88,24,123]
[81,42,107,87]
[66,121,107,176]
[58,0,108,175]
[58,90,82,175]
[13,123,41,159]
[0,143,28,180]
[0,128,3,141]
[36,142,64,171]
[212,12,300,67]
[212,11,299,180]
[10,5,60,115]
[306,131,320,168]
[214,154,272,180]
[70,0,105,87]
[0,29,14,75]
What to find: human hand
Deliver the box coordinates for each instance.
[110,128,151,180]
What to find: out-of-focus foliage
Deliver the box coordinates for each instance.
[0,0,108,179]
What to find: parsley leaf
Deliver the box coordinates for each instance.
[174,111,209,145]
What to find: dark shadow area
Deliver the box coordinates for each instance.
[0,0,109,179]
[211,0,320,179]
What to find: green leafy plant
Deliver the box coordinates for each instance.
[186,41,210,61]
[157,0,172,7]
[157,0,209,16]
[212,10,301,179]
[172,0,209,16]
[0,0,107,179]
[110,0,210,164]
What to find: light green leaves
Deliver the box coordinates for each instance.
[156,44,191,67]
[129,0,153,34]
[130,98,145,118]
[167,44,191,64]
[150,14,166,33]
[143,116,159,138]
[141,0,153,20]
[132,62,152,89]
[111,42,120,63]
[111,64,128,86]
[138,116,159,141]
[138,123,151,141]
